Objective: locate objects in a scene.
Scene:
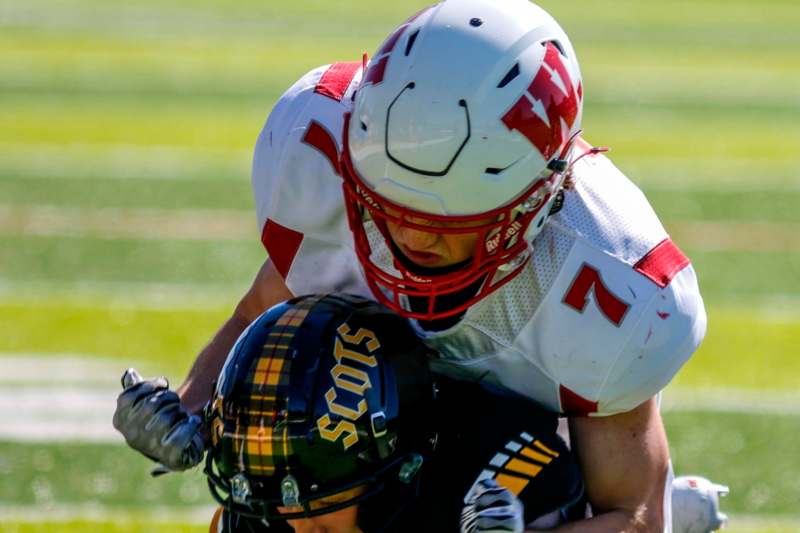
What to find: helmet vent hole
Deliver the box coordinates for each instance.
[404,29,420,56]
[469,17,483,27]
[485,167,503,175]
[360,120,368,132]
[497,63,520,88]
[544,39,567,57]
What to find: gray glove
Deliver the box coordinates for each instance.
[112,368,205,472]
[461,478,525,533]
[672,476,729,533]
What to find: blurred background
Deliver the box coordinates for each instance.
[1,0,798,531]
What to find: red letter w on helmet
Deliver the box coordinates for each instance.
[501,42,580,161]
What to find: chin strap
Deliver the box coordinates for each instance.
[562,132,611,192]
[548,135,610,213]
[547,130,609,182]
[571,143,610,167]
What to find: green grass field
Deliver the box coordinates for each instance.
[2,0,799,531]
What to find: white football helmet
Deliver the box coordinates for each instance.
[343,0,584,320]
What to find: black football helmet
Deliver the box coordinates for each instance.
[205,294,437,527]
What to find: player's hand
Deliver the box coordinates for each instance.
[672,476,729,533]
[461,478,525,533]
[112,368,205,472]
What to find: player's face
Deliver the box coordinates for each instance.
[383,205,491,268]
[277,485,365,533]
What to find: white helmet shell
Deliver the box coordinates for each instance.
[348,0,583,218]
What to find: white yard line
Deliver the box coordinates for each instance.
[0,3,292,37]
[725,514,800,531]
[2,386,123,443]
[0,205,255,241]
[3,204,800,252]
[0,280,244,309]
[613,157,800,191]
[0,503,216,524]
[0,354,124,386]
[1,355,798,443]
[1,356,123,443]
[662,387,800,416]
[668,221,800,252]
[3,281,800,318]
[0,143,247,180]
[3,143,797,190]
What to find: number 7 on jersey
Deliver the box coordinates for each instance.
[563,263,630,326]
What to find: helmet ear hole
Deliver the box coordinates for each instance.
[544,39,567,57]
[404,29,420,56]
[497,63,520,88]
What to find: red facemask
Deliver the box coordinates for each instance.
[341,114,562,322]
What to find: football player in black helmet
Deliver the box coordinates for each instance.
[202,294,584,532]
[206,293,437,531]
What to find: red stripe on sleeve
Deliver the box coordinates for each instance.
[314,62,361,102]
[261,219,303,280]
[559,385,598,416]
[633,238,690,288]
[302,121,341,175]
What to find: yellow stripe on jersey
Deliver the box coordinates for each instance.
[505,457,543,478]
[495,473,530,496]
[533,439,560,458]
[520,447,555,465]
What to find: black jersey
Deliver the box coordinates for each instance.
[371,377,584,531]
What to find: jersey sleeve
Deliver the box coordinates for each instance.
[408,378,584,530]
[542,149,708,417]
[251,62,370,297]
[597,261,707,415]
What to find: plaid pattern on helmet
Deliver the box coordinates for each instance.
[219,296,323,476]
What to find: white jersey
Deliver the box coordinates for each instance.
[252,63,707,417]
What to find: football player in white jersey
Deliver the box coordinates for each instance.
[113,0,727,531]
